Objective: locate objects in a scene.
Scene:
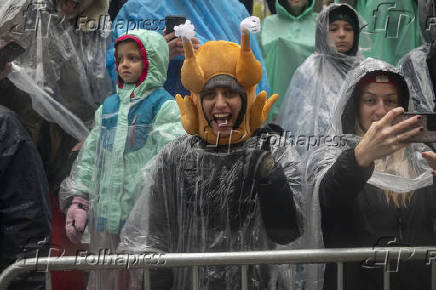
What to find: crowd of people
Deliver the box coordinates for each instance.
[0,0,436,289]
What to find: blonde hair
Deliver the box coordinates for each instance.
[355,122,415,208]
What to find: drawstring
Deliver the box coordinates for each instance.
[130,115,138,148]
[397,216,404,241]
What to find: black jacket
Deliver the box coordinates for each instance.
[319,148,436,290]
[121,126,302,289]
[0,105,51,289]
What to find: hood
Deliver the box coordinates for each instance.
[419,0,436,43]
[276,0,315,21]
[0,0,113,141]
[114,29,169,99]
[332,58,411,135]
[180,33,264,145]
[303,58,432,200]
[315,3,361,56]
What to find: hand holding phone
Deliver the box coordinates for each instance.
[392,113,436,143]
[165,15,186,35]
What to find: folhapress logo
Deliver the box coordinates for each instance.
[370,2,415,38]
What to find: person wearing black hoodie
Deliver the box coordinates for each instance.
[305,58,436,290]
[0,105,50,289]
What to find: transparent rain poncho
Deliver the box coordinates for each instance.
[305,58,434,197]
[399,0,436,112]
[118,131,309,289]
[0,0,113,140]
[303,58,435,289]
[60,29,186,290]
[276,3,370,154]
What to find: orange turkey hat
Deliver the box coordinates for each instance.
[178,32,268,145]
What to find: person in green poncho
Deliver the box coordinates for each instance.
[60,29,185,290]
[260,0,318,122]
[350,0,423,65]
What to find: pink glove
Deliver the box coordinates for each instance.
[66,196,89,244]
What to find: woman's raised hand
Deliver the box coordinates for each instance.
[354,107,423,168]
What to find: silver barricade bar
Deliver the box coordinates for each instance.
[1,247,436,289]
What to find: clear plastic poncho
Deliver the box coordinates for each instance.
[60,29,186,290]
[399,0,436,112]
[106,0,271,97]
[303,57,434,289]
[0,0,113,140]
[306,57,433,196]
[118,132,306,289]
[276,3,369,154]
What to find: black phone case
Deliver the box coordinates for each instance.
[165,15,186,34]
[393,113,436,143]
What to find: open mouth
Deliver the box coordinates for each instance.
[213,113,232,128]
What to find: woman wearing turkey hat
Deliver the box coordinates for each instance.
[118,18,304,289]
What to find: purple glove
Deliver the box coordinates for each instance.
[66,196,89,244]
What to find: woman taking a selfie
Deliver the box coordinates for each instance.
[305,58,436,290]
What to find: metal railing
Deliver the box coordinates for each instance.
[1,247,436,290]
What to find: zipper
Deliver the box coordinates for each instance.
[398,216,404,242]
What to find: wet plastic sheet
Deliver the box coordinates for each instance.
[302,56,434,290]
[0,0,113,140]
[399,0,436,112]
[118,133,312,289]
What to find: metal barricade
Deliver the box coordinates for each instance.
[1,247,436,290]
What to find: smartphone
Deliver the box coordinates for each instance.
[0,42,25,71]
[165,15,186,34]
[393,113,436,143]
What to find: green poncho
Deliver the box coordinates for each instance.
[355,0,423,65]
[260,0,318,122]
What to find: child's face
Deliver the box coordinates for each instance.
[328,20,354,54]
[116,41,143,84]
